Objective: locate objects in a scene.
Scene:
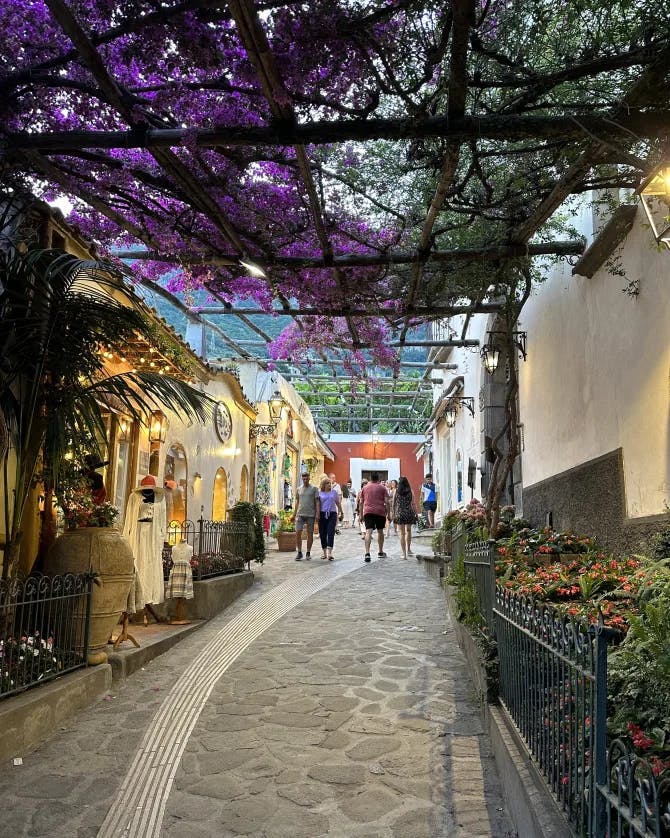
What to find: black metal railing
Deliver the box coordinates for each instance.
[463,538,496,633]
[495,588,608,834]
[0,573,93,701]
[596,739,670,837]
[163,518,247,581]
[445,531,670,837]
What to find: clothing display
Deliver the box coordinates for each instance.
[122,483,167,606]
[255,442,273,507]
[165,541,194,600]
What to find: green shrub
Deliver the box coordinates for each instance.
[607,587,670,751]
[231,501,265,564]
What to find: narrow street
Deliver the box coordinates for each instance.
[0,529,513,838]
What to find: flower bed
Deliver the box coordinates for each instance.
[490,520,670,782]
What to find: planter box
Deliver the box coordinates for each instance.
[276,531,296,551]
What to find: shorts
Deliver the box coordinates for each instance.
[364,513,386,531]
[423,501,437,512]
[295,515,314,532]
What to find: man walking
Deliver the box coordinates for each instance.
[421,473,437,528]
[360,472,390,563]
[293,472,320,561]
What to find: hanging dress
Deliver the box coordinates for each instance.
[122,487,167,605]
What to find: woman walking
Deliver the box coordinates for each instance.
[391,476,417,559]
[386,479,398,537]
[318,476,342,560]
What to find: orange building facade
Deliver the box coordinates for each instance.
[324,435,427,500]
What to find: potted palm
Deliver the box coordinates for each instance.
[0,243,213,584]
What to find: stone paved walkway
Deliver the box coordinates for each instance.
[0,528,514,838]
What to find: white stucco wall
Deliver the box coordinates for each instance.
[159,374,253,521]
[519,204,670,517]
[432,316,488,513]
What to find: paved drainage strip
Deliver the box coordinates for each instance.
[97,555,377,838]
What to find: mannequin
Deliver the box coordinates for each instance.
[122,475,167,613]
[165,538,194,624]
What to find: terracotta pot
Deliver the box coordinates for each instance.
[46,527,134,664]
[276,531,296,552]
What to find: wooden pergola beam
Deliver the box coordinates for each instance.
[112,240,583,267]
[6,111,670,154]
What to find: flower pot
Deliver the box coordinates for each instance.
[45,527,134,664]
[276,531,296,552]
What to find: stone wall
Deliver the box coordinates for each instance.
[522,448,669,555]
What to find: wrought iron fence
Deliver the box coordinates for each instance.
[596,739,670,837]
[463,539,496,633]
[163,518,247,581]
[446,533,670,837]
[0,573,93,701]
[495,588,606,833]
[449,525,466,564]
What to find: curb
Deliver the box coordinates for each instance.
[0,664,112,764]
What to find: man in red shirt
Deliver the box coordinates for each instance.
[360,472,390,562]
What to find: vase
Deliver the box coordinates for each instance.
[276,531,296,552]
[45,527,134,665]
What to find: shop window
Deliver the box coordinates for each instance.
[240,465,249,502]
[164,443,187,524]
[212,468,227,521]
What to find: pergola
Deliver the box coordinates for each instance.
[2,0,668,433]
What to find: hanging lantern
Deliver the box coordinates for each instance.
[268,389,285,422]
[481,339,501,375]
[444,405,457,428]
[149,410,167,443]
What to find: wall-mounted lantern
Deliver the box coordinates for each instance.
[638,164,670,251]
[118,416,130,441]
[481,331,527,375]
[268,388,285,423]
[444,396,475,428]
[149,410,168,444]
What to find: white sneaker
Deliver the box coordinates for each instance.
[407,549,413,556]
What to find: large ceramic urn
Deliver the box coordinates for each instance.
[46,527,134,665]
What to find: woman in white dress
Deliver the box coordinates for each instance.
[342,479,354,527]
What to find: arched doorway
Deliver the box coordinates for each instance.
[164,443,187,523]
[212,467,228,520]
[240,465,249,502]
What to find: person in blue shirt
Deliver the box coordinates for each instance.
[421,473,437,528]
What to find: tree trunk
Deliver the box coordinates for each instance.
[484,266,532,537]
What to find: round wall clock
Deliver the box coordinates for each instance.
[214,401,232,442]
